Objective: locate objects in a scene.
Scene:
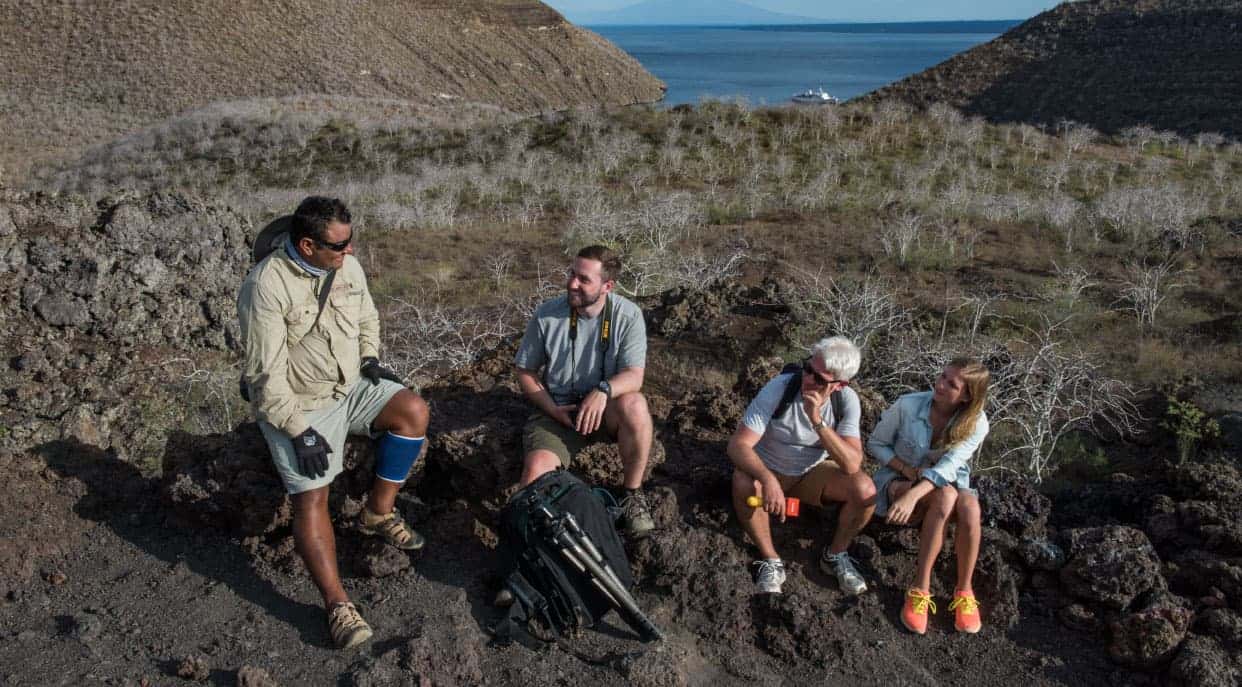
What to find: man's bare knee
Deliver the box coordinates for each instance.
[614,392,650,425]
[848,471,877,505]
[521,450,562,485]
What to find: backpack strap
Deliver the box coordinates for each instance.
[311,269,337,331]
[771,362,804,422]
[771,361,845,430]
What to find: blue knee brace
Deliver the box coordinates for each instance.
[374,432,425,483]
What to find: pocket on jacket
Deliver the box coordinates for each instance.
[331,289,361,337]
[896,436,922,465]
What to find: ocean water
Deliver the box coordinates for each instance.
[591,22,1016,106]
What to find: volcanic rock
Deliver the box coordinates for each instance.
[401,590,485,686]
[1060,526,1165,610]
[1168,635,1240,687]
[976,473,1051,539]
[1108,605,1193,669]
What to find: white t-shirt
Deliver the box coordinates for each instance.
[741,372,862,476]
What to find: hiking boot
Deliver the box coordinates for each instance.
[820,548,868,596]
[328,602,373,650]
[948,590,982,633]
[752,559,786,594]
[901,589,937,635]
[619,490,655,537]
[359,508,425,551]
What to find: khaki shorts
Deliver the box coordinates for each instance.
[259,378,406,494]
[522,411,612,468]
[774,460,843,507]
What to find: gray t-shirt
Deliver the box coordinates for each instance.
[741,372,862,476]
[514,293,647,405]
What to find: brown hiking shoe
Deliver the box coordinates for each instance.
[328,602,373,650]
[359,508,425,550]
[620,490,656,537]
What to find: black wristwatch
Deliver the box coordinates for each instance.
[596,379,612,399]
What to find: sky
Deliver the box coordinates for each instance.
[545,0,1058,22]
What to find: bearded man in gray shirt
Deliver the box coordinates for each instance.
[728,336,876,596]
[513,245,655,536]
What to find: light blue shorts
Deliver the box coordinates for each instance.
[871,466,977,518]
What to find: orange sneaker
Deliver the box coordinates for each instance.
[948,590,982,633]
[901,588,936,635]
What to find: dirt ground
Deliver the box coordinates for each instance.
[2,285,1237,687]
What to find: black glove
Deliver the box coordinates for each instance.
[360,357,402,386]
[292,427,332,479]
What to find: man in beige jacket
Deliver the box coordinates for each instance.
[238,196,429,650]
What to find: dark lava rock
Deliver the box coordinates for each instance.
[1108,605,1192,669]
[1168,551,1242,609]
[572,438,667,490]
[236,665,278,687]
[69,613,102,642]
[614,645,697,687]
[976,473,1051,539]
[666,387,743,434]
[162,426,379,537]
[1195,608,1242,647]
[175,656,210,682]
[752,592,837,666]
[1059,603,1099,632]
[1060,526,1165,610]
[357,539,411,578]
[401,589,484,686]
[1168,635,1240,687]
[975,547,1021,630]
[1018,538,1066,571]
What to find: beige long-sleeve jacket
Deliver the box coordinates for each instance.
[237,250,380,438]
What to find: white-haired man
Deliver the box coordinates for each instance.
[727,336,876,595]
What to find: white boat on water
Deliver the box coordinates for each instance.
[791,88,839,105]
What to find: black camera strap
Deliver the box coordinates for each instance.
[568,294,613,392]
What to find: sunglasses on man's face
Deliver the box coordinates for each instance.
[802,358,848,387]
[314,232,353,252]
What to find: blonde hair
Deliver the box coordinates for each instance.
[936,357,990,449]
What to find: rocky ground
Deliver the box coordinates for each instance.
[1,191,1240,685]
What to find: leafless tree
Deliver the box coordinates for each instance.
[788,268,911,353]
[879,211,923,265]
[989,318,1142,480]
[1117,259,1182,330]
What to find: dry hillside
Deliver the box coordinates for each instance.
[0,0,664,180]
[867,0,1242,137]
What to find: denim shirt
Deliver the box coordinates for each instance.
[866,390,989,489]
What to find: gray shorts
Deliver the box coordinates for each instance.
[259,378,406,494]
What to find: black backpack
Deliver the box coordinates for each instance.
[773,361,845,427]
[495,470,655,645]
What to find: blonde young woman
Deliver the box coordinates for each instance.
[866,358,990,634]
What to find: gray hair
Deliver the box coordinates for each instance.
[811,336,861,381]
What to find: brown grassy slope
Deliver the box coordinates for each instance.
[0,0,664,180]
[866,0,1242,137]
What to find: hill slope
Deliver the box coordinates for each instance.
[0,0,664,180]
[867,0,1242,136]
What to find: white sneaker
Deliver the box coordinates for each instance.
[753,559,786,594]
[821,549,868,596]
